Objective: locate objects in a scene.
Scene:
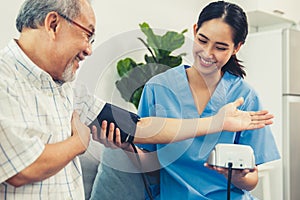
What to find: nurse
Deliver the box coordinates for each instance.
[130,1,280,200]
[92,1,280,200]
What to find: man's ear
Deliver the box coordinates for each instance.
[44,12,60,36]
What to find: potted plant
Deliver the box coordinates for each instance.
[115,22,187,109]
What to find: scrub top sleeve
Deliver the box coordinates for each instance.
[237,97,280,164]
[137,84,156,118]
[136,84,157,152]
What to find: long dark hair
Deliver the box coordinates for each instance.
[196,1,248,78]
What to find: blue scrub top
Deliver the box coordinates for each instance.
[137,65,280,200]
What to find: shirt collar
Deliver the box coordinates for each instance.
[8,39,61,89]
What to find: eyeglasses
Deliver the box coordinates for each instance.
[58,13,95,44]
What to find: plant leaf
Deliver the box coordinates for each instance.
[138,37,158,63]
[115,22,187,108]
[131,88,143,108]
[115,63,171,102]
[116,58,137,77]
[159,31,185,57]
[144,55,157,63]
[139,22,161,58]
[158,55,183,68]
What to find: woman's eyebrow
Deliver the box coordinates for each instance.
[199,33,229,47]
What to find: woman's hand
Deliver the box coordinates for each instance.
[91,120,130,150]
[218,97,274,132]
[205,163,258,191]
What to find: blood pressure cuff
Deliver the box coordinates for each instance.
[97,103,140,143]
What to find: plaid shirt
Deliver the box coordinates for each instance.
[0,40,105,199]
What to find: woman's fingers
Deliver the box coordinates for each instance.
[232,97,244,108]
[250,111,274,124]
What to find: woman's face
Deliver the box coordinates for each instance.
[192,18,241,75]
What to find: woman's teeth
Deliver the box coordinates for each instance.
[201,57,215,65]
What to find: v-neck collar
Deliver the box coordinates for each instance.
[180,65,232,117]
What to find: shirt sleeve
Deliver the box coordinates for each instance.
[0,83,45,183]
[73,83,106,125]
[238,95,281,165]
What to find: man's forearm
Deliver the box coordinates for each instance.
[6,135,84,187]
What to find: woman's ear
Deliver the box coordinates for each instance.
[233,42,243,55]
[193,24,198,37]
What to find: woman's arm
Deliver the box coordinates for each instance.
[93,97,273,145]
[134,97,272,143]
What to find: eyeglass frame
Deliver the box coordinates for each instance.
[58,12,95,44]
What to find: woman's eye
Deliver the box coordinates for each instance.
[216,47,227,51]
[198,38,207,44]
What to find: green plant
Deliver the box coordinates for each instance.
[115,22,187,109]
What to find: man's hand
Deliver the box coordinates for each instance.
[71,111,91,153]
[218,97,274,132]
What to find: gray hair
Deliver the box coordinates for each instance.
[16,0,91,32]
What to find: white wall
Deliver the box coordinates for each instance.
[92,0,213,45]
[0,0,214,48]
[0,0,23,48]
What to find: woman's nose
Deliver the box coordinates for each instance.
[203,45,214,58]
